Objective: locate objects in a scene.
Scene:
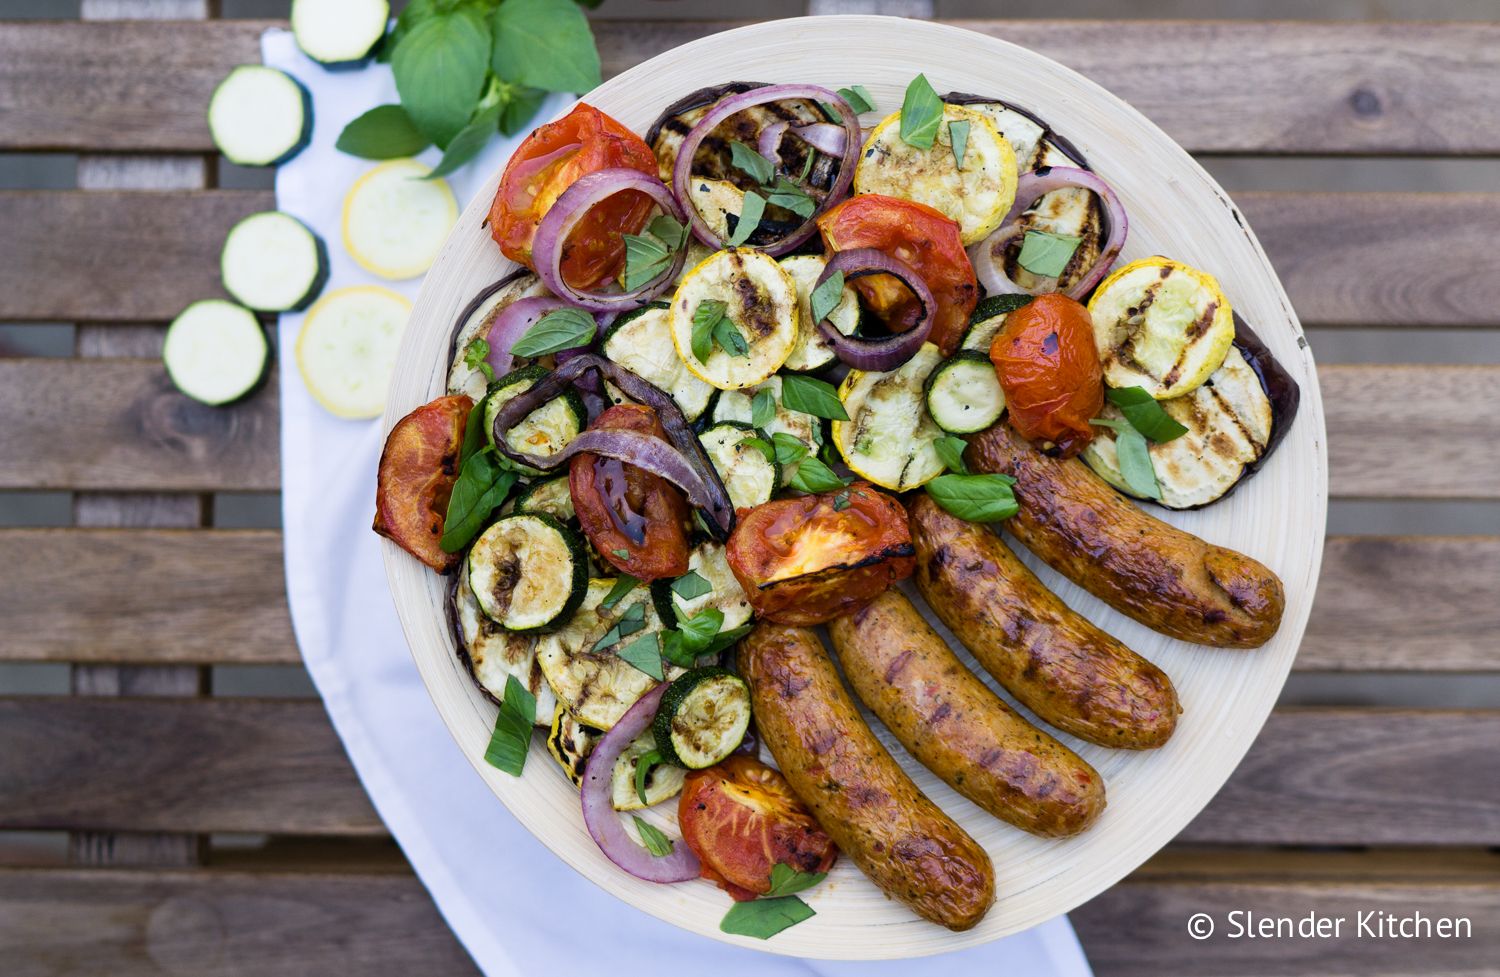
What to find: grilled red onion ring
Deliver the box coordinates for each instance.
[812,248,937,371]
[967,166,1128,300]
[756,120,848,166]
[580,683,701,884]
[672,84,861,255]
[531,169,688,312]
[488,354,735,539]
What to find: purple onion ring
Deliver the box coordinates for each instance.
[813,248,937,371]
[483,295,607,375]
[756,120,848,166]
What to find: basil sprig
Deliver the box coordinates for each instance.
[933,434,969,475]
[660,608,753,667]
[1105,386,1190,442]
[1017,230,1083,279]
[509,307,596,358]
[462,338,496,384]
[899,73,944,150]
[925,472,1018,523]
[779,374,849,421]
[719,865,828,939]
[787,455,849,494]
[482,675,536,776]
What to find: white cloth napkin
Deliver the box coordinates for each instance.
[265,27,1094,977]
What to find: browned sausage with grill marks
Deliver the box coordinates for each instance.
[969,423,1285,648]
[909,493,1179,749]
[738,622,995,931]
[828,589,1105,837]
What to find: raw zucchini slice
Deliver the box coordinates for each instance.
[1082,346,1275,509]
[220,211,328,313]
[833,342,947,490]
[699,421,779,511]
[854,105,1018,246]
[484,365,587,472]
[291,0,388,70]
[294,285,409,419]
[447,271,548,400]
[651,667,752,769]
[545,703,599,788]
[512,475,575,523]
[1088,256,1236,399]
[450,572,556,724]
[668,248,799,390]
[650,541,753,630]
[467,513,589,633]
[710,375,823,484]
[925,351,1005,435]
[609,729,688,810]
[779,255,861,373]
[162,300,268,406]
[342,159,457,280]
[961,294,1033,354]
[536,579,681,730]
[601,303,715,421]
[207,65,311,167]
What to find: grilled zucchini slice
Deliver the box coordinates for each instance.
[600,302,715,421]
[710,375,823,484]
[467,513,588,633]
[833,342,947,490]
[450,572,556,724]
[650,541,753,630]
[669,248,798,390]
[512,475,575,523]
[651,667,752,770]
[1088,257,1236,400]
[544,704,685,809]
[961,294,1033,353]
[1083,346,1274,509]
[699,421,779,510]
[779,255,861,373]
[545,703,598,787]
[925,351,1005,435]
[484,364,588,472]
[447,271,547,400]
[854,104,1017,246]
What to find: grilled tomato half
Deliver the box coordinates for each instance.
[989,292,1103,458]
[374,394,472,573]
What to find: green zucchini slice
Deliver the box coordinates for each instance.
[650,541,753,630]
[961,293,1032,354]
[484,364,587,473]
[925,351,1006,435]
[512,475,575,523]
[833,342,947,490]
[698,421,779,511]
[610,729,688,810]
[466,513,588,633]
[651,667,753,770]
[710,375,823,485]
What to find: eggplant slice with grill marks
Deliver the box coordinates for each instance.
[447,572,557,724]
[944,93,1107,296]
[446,269,551,400]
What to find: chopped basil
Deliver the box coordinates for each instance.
[1017,229,1083,279]
[690,300,726,362]
[713,316,749,357]
[726,190,766,247]
[1093,420,1162,499]
[739,434,776,463]
[925,473,1018,523]
[632,815,674,857]
[509,307,596,358]
[729,140,775,185]
[1105,386,1190,442]
[440,450,517,552]
[750,387,777,428]
[770,433,810,466]
[590,600,646,653]
[633,747,663,807]
[787,455,848,494]
[622,215,688,291]
[617,631,664,680]
[612,547,632,560]
[462,338,495,384]
[797,147,815,183]
[720,896,816,939]
[948,118,970,170]
[765,863,828,897]
[933,434,969,475]
[458,394,489,465]
[809,269,845,327]
[649,214,689,251]
[676,607,725,655]
[599,574,640,610]
[838,84,876,115]
[765,176,816,218]
[831,490,851,511]
[670,570,713,601]
[482,675,536,776]
[780,374,849,421]
[899,73,944,150]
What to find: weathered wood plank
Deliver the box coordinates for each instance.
[3,20,1500,155]
[0,531,1493,671]
[0,700,1492,844]
[3,190,1496,325]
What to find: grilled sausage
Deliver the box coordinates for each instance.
[909,494,1179,749]
[738,623,995,931]
[969,423,1285,648]
[827,589,1105,836]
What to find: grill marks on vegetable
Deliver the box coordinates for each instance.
[728,250,777,339]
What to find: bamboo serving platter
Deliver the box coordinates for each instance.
[381,15,1328,958]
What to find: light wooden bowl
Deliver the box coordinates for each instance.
[381,16,1327,959]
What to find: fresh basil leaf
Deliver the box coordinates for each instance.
[336,104,432,159]
[649,214,689,251]
[770,433,809,466]
[490,0,601,94]
[677,607,725,656]
[1016,229,1083,280]
[392,8,492,148]
[765,863,828,898]
[617,632,664,680]
[726,191,766,247]
[632,815,674,856]
[899,73,943,150]
[1112,426,1162,500]
[838,84,876,115]
[739,435,776,463]
[690,300,726,363]
[720,896,816,939]
[671,570,713,601]
[703,624,754,656]
[427,101,502,179]
[809,269,845,327]
[933,434,969,475]
[458,392,489,464]
[750,387,777,429]
[729,140,775,185]
[658,629,699,669]
[1106,386,1190,442]
[787,455,849,494]
[622,231,673,291]
[948,118,970,170]
[612,547,632,560]
[461,339,496,386]
[378,0,436,65]
[496,81,549,136]
[440,452,517,552]
[591,600,647,653]
[765,177,815,219]
[797,147,815,183]
[780,374,849,421]
[633,747,662,807]
[713,316,749,357]
[510,307,596,357]
[925,473,1018,523]
[599,574,640,610]
[832,490,851,511]
[483,674,536,775]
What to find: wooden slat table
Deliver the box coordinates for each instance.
[1,7,1496,976]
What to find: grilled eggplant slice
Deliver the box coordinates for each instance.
[448,573,556,724]
[651,541,754,631]
[833,342,948,490]
[447,269,548,400]
[699,421,779,510]
[601,302,715,421]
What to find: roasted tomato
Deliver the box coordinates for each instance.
[679,755,837,901]
[374,395,472,573]
[989,293,1103,458]
[725,483,914,625]
[818,194,979,355]
[569,404,691,581]
[488,103,658,291]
